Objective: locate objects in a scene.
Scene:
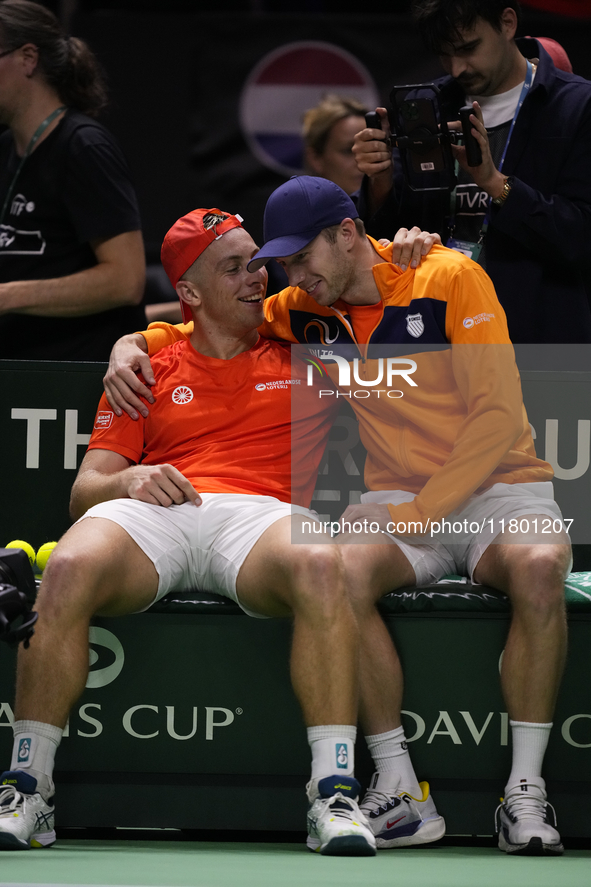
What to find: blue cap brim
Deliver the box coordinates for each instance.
[247,230,322,273]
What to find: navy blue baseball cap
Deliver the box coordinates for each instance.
[247,176,358,272]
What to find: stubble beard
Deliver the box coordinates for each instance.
[322,247,356,307]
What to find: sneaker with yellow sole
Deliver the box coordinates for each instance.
[360,773,445,848]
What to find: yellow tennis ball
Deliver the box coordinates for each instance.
[6,540,36,567]
[36,542,58,573]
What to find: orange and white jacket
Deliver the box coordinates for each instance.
[142,240,552,530]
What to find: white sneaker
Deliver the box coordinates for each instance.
[0,770,55,850]
[306,776,376,856]
[360,773,445,848]
[496,778,563,855]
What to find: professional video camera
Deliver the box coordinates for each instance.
[366,83,481,192]
[0,548,38,648]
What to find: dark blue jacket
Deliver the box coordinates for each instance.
[360,38,591,345]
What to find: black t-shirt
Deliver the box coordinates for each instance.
[0,110,144,360]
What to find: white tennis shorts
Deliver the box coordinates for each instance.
[362,481,570,586]
[79,493,319,616]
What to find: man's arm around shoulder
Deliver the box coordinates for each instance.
[104,322,192,418]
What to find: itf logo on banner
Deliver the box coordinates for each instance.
[336,743,349,770]
[240,41,378,177]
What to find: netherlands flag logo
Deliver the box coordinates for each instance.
[240,41,378,177]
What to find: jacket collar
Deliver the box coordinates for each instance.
[516,36,555,96]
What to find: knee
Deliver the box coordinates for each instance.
[289,546,348,614]
[508,545,570,614]
[37,543,104,622]
[524,544,570,590]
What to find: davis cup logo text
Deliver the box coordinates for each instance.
[0,628,243,744]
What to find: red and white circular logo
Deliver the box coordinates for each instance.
[240,41,378,177]
[172,386,193,404]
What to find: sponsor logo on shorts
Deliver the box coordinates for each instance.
[172,386,193,404]
[94,411,114,430]
[336,743,348,769]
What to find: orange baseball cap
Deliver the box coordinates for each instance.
[161,208,244,323]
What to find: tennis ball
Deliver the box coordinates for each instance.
[6,540,36,567]
[36,542,58,573]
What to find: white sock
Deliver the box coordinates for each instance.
[365,726,422,797]
[307,725,356,778]
[11,719,62,798]
[506,720,552,791]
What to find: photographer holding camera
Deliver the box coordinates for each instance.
[354,1,591,345]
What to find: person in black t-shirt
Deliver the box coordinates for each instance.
[0,0,145,360]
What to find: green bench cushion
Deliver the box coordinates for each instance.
[149,572,591,616]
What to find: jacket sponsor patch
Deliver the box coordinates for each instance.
[463,312,495,329]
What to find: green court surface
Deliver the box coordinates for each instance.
[1,841,591,887]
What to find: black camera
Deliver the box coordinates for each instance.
[458,105,483,167]
[365,83,482,192]
[0,548,38,648]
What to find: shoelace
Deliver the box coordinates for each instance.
[503,790,547,821]
[0,786,23,812]
[359,788,400,814]
[325,793,359,821]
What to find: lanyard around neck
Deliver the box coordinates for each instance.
[0,106,67,226]
[495,58,534,175]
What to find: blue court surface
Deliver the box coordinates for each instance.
[1,840,590,887]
